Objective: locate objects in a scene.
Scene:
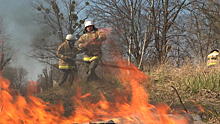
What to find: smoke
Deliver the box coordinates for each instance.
[0,0,43,81]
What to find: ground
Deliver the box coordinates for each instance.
[34,78,220,124]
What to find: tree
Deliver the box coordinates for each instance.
[26,0,90,84]
[27,0,90,67]
[89,0,152,69]
[0,15,15,70]
[168,0,220,65]
[192,1,220,50]
[2,66,28,90]
[36,65,60,90]
[88,0,196,70]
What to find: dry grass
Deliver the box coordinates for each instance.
[35,60,220,123]
[146,61,220,123]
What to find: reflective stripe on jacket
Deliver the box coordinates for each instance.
[83,55,99,62]
[207,51,219,67]
[207,63,217,66]
[59,65,75,69]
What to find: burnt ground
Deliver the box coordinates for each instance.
[34,79,220,124]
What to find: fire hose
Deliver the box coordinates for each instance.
[68,58,135,70]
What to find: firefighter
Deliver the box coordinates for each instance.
[57,34,79,86]
[207,49,219,68]
[77,20,107,81]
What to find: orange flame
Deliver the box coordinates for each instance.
[0,40,189,124]
[0,64,189,123]
[26,80,40,95]
[191,98,212,114]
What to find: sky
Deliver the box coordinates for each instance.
[0,0,44,81]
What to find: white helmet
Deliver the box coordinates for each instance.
[84,20,94,28]
[66,34,74,40]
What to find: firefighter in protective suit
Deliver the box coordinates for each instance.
[57,34,79,86]
[77,20,107,81]
[207,49,219,68]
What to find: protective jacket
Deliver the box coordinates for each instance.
[57,40,78,69]
[77,30,107,62]
[207,51,219,67]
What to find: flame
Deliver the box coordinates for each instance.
[0,62,189,124]
[191,98,212,114]
[99,27,112,36]
[0,40,189,123]
[26,81,40,95]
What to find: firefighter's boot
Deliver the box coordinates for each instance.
[86,68,99,81]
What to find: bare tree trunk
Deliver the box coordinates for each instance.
[138,0,154,70]
[177,37,180,67]
[43,68,49,90]
[161,0,169,63]
[48,66,53,88]
[128,0,133,66]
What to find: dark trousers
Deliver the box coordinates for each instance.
[85,59,99,81]
[59,69,75,86]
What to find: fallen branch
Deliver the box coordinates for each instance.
[171,86,188,113]
[168,100,174,108]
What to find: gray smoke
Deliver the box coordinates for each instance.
[0,0,43,81]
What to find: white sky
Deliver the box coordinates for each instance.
[0,0,45,81]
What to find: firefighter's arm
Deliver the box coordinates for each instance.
[78,36,99,48]
[56,45,70,60]
[89,31,107,46]
[69,49,84,59]
[88,31,107,46]
[77,36,85,50]
[96,31,107,42]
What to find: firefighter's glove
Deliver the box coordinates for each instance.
[82,37,99,48]
[81,43,88,48]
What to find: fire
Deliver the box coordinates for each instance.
[0,63,187,124]
[0,77,63,123]
[191,98,212,114]
[26,81,40,94]
[0,55,189,123]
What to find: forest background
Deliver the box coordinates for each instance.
[0,0,219,123]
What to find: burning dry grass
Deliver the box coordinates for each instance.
[33,60,219,123]
[1,57,219,123]
[0,60,194,124]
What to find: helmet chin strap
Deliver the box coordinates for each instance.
[68,41,74,44]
